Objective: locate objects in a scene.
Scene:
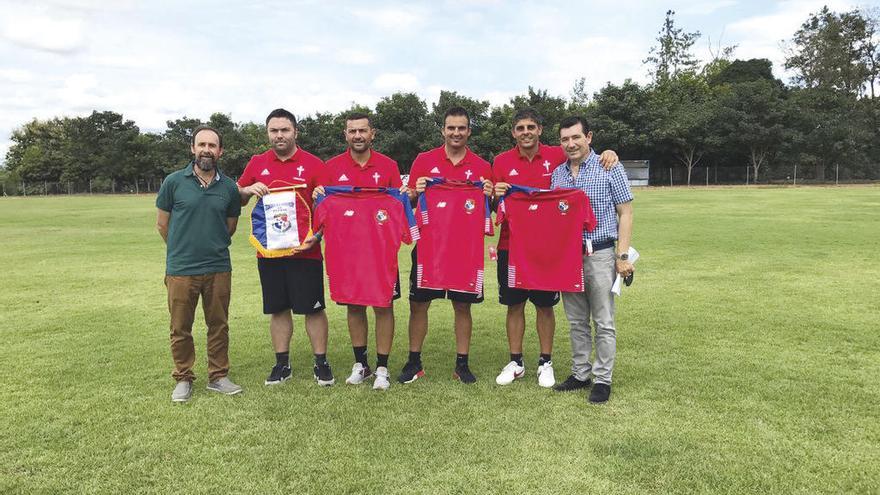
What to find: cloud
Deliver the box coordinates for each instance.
[373,72,421,92]
[348,7,426,31]
[0,7,87,53]
[680,1,738,16]
[334,49,378,66]
[0,68,34,83]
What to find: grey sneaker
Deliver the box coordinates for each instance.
[206,376,243,395]
[171,381,192,402]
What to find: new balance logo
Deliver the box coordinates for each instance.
[338,174,349,181]
[344,210,355,216]
[509,169,519,176]
[437,202,447,208]
[261,169,270,176]
[529,204,539,210]
[430,167,441,173]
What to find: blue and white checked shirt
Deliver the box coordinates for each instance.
[550,150,633,245]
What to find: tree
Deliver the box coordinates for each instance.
[785,6,876,96]
[644,10,701,85]
[373,93,435,171]
[589,80,654,159]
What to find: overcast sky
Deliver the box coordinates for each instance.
[1,0,874,164]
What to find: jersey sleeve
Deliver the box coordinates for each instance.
[237,156,258,187]
[406,155,424,189]
[156,175,174,212]
[387,161,403,188]
[580,191,598,233]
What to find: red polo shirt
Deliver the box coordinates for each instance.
[238,148,324,260]
[492,143,567,250]
[406,145,493,189]
[323,149,402,188]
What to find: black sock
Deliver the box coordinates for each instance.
[353,346,368,366]
[408,351,421,365]
[456,353,469,367]
[314,353,328,366]
[376,353,389,368]
[539,354,552,366]
[510,353,523,366]
[275,351,289,367]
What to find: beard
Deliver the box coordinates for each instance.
[196,155,216,171]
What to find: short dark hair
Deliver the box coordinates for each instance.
[265,108,297,127]
[191,125,223,148]
[443,106,470,128]
[559,116,591,135]
[345,112,373,127]
[513,108,543,127]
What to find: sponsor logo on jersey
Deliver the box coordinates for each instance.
[528,204,539,211]
[376,209,388,225]
[338,174,349,181]
[464,198,475,214]
[509,169,519,176]
[437,202,447,208]
[344,210,355,216]
[430,167,441,174]
[261,168,270,176]
[558,199,569,214]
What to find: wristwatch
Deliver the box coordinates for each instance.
[617,253,629,261]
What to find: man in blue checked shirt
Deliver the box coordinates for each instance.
[550,116,634,404]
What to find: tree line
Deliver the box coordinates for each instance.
[2,6,879,193]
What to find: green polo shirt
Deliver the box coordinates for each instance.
[156,163,242,276]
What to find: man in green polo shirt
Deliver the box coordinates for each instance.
[156,125,243,402]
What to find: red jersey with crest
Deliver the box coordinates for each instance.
[416,179,493,294]
[313,188,418,307]
[238,148,324,260]
[406,146,493,188]
[492,144,567,250]
[496,187,597,292]
[323,150,403,188]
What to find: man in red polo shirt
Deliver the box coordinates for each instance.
[492,108,618,388]
[313,112,404,391]
[238,108,335,387]
[398,106,494,385]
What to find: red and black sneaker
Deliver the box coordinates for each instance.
[397,361,425,384]
[453,364,477,384]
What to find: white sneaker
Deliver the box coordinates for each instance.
[495,361,525,385]
[373,366,391,391]
[537,361,556,388]
[345,362,373,385]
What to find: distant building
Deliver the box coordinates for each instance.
[621,160,649,187]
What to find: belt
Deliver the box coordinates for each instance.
[584,239,615,253]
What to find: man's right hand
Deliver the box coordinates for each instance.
[494,182,511,197]
[312,185,326,200]
[242,182,270,198]
[415,177,428,194]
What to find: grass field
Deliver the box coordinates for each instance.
[1,186,878,494]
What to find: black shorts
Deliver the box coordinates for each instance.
[408,246,483,304]
[497,249,560,308]
[257,257,326,315]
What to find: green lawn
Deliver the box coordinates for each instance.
[1,186,878,494]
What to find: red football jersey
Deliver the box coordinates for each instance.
[492,144,567,250]
[497,186,597,292]
[313,188,418,307]
[238,148,325,260]
[323,150,403,188]
[406,146,493,188]
[416,179,493,294]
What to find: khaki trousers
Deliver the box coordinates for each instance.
[165,272,231,382]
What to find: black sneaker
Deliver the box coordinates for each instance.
[453,364,477,384]
[397,361,425,384]
[589,383,611,403]
[313,362,335,386]
[553,374,591,392]
[265,364,291,385]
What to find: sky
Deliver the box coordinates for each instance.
[1,0,875,164]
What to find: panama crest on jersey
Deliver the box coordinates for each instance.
[376,209,388,225]
[464,198,476,214]
[558,199,570,214]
